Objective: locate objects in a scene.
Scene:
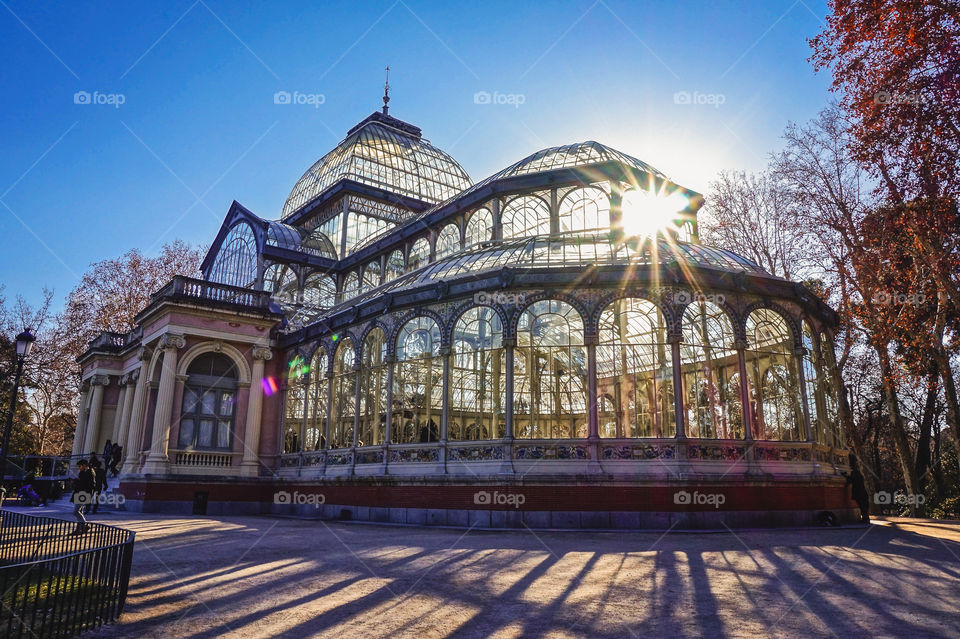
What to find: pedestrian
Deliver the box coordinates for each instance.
[71,459,94,535]
[109,444,122,477]
[90,457,108,514]
[103,439,113,460]
[845,454,870,524]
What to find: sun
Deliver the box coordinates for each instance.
[620,187,689,239]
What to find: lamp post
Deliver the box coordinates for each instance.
[1,329,36,504]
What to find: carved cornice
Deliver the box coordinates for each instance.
[158,333,187,351]
[90,374,111,387]
[252,345,273,361]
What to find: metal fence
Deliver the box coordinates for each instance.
[0,510,135,638]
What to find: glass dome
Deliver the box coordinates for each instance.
[282,114,472,218]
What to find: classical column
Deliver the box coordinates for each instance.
[82,375,110,456]
[113,370,138,461]
[241,345,272,477]
[72,385,91,458]
[110,374,131,445]
[141,333,185,474]
[122,348,150,474]
[501,338,516,475]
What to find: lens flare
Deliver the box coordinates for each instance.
[261,376,279,396]
[620,188,689,239]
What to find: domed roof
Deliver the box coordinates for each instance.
[282,112,472,218]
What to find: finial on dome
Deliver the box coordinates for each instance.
[382,65,390,115]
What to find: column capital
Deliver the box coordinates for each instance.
[121,369,140,385]
[90,374,111,387]
[137,346,151,361]
[252,345,273,361]
[158,332,186,351]
[733,339,748,351]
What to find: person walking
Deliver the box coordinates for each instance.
[109,444,122,477]
[845,454,870,524]
[103,440,114,460]
[71,460,94,535]
[90,457,108,514]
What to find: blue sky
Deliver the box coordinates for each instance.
[0,0,833,310]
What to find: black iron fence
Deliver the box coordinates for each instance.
[0,510,135,638]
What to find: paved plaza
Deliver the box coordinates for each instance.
[11,505,960,638]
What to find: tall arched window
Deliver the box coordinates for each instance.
[558,187,610,233]
[394,317,443,444]
[597,298,675,438]
[331,339,356,448]
[362,261,381,293]
[745,309,802,441]
[465,208,492,247]
[451,307,505,440]
[385,250,405,282]
[801,322,821,443]
[209,222,256,288]
[502,195,551,239]
[680,301,741,438]
[302,273,336,308]
[178,353,238,451]
[435,223,461,260]
[283,377,305,454]
[306,348,327,450]
[408,238,430,272]
[263,264,298,303]
[359,328,387,446]
[342,271,360,301]
[515,300,587,439]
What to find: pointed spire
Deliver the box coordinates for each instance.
[382,65,391,115]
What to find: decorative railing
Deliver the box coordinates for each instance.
[172,450,236,468]
[152,275,274,310]
[1,456,73,482]
[0,510,135,638]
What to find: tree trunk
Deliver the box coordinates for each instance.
[875,343,920,514]
[915,366,937,497]
[931,345,960,470]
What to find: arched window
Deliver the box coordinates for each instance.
[502,195,551,239]
[598,395,617,438]
[680,301,741,438]
[331,339,356,449]
[359,328,387,446]
[745,309,802,441]
[801,322,821,443]
[385,250,405,282]
[559,187,610,233]
[342,271,360,301]
[597,298,675,438]
[465,208,492,247]
[435,223,461,260]
[263,264,298,303]
[178,353,238,451]
[283,377,305,454]
[451,307,505,440]
[302,273,336,308]
[818,332,841,446]
[394,317,442,444]
[515,300,587,439]
[362,261,381,293]
[408,238,430,272]
[306,348,327,450]
[209,222,256,288]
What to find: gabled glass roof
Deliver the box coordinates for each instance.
[281,114,472,218]
[265,220,337,259]
[332,233,768,311]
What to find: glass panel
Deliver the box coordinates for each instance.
[217,420,231,448]
[451,306,505,440]
[198,419,214,448]
[201,390,216,415]
[209,222,257,288]
[178,419,195,448]
[680,301,741,439]
[182,388,199,413]
[219,392,235,416]
[745,309,802,441]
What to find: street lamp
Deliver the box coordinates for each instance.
[1,328,36,505]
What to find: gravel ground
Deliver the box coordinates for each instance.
[11,505,960,639]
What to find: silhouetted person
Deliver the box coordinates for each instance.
[846,456,869,524]
[108,444,122,477]
[103,439,114,459]
[71,460,94,535]
[90,458,108,514]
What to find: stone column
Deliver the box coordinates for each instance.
[82,375,110,456]
[113,371,138,462]
[72,385,91,458]
[585,337,602,473]
[439,345,451,474]
[241,345,272,477]
[122,348,150,474]
[141,333,185,474]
